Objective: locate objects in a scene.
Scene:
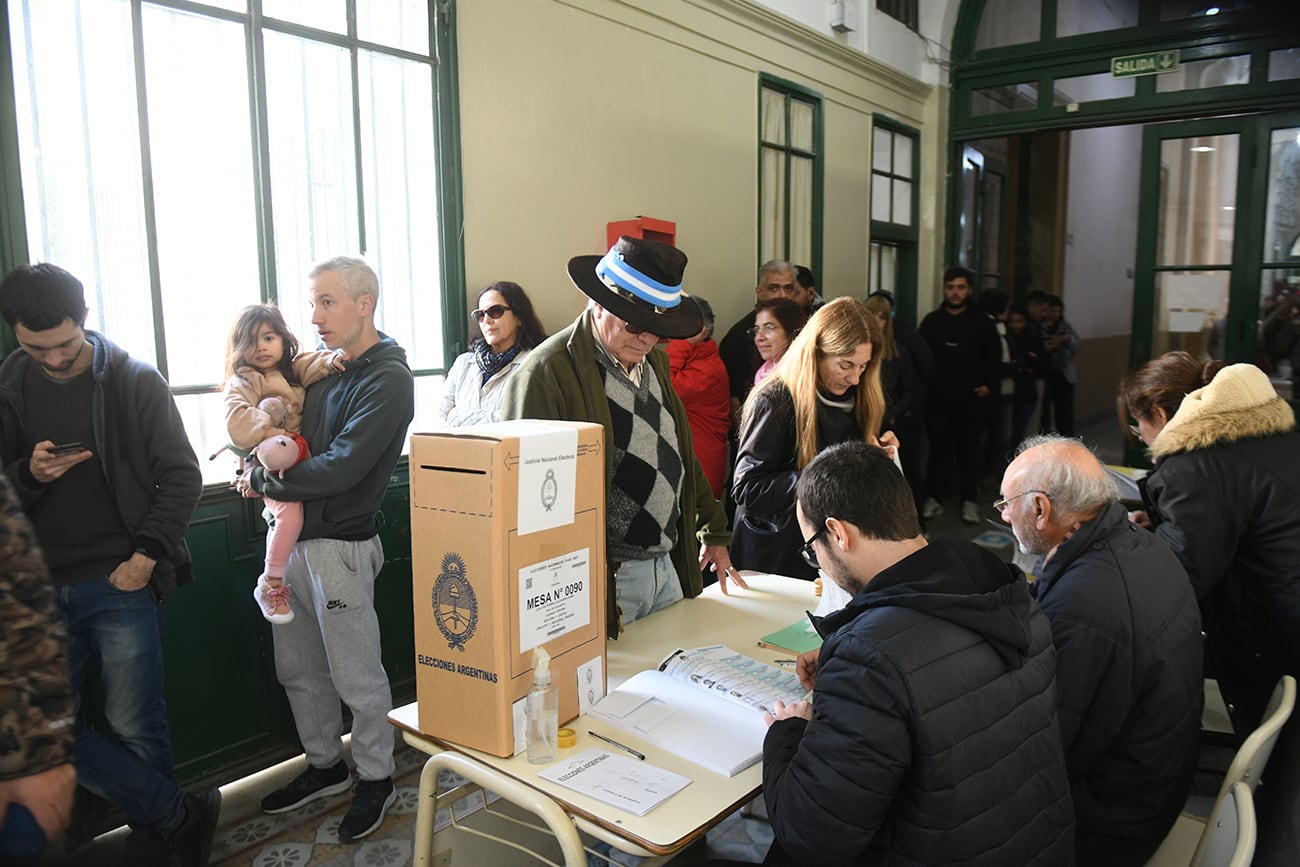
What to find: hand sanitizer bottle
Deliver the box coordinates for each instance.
[526,646,558,764]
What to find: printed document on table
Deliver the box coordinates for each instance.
[537,748,691,816]
[589,645,805,777]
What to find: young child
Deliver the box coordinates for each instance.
[223,304,344,623]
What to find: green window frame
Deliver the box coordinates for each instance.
[870,115,920,326]
[758,74,823,282]
[1,0,465,485]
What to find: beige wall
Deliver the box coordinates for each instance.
[455,0,942,344]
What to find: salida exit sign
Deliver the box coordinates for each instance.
[1112,50,1181,78]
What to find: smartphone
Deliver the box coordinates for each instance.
[49,442,86,457]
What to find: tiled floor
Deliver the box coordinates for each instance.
[81,416,1140,866]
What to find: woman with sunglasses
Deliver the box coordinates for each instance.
[731,297,895,581]
[1119,351,1300,741]
[438,281,547,426]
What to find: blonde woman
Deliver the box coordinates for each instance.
[731,297,896,580]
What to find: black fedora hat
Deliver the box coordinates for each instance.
[568,236,703,340]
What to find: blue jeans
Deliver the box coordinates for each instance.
[613,552,683,626]
[58,578,186,846]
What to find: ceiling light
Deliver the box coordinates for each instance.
[1190,145,1216,153]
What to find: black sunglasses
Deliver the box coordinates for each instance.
[471,304,512,323]
[799,524,829,570]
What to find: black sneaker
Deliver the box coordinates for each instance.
[259,760,351,814]
[167,788,222,867]
[337,777,396,842]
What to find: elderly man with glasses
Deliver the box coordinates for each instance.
[760,439,1073,866]
[501,237,743,638]
[999,434,1203,867]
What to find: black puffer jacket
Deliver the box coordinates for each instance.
[731,382,861,580]
[762,538,1075,866]
[1144,363,1300,730]
[1032,501,1203,866]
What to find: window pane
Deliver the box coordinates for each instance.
[10,0,155,366]
[358,0,430,54]
[1263,127,1300,264]
[1052,72,1134,105]
[1269,48,1300,82]
[1056,0,1137,38]
[790,157,813,266]
[971,82,1038,116]
[760,148,786,261]
[893,133,913,179]
[262,0,346,35]
[871,176,891,221]
[760,88,785,146]
[179,392,239,486]
[892,179,912,226]
[264,31,359,345]
[1157,134,1239,267]
[975,0,1040,52]
[872,129,893,173]
[870,242,898,297]
[789,100,814,152]
[142,6,260,387]
[1156,55,1250,93]
[358,50,441,370]
[1152,270,1229,359]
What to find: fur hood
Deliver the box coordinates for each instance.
[1149,363,1295,460]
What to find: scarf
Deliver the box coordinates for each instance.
[473,340,522,385]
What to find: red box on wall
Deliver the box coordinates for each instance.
[606,216,676,250]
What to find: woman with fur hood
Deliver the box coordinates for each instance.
[1120,353,1299,736]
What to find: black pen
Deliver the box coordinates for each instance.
[588,730,646,761]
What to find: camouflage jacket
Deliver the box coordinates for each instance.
[0,474,74,780]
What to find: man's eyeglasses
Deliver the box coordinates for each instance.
[992,490,1050,512]
[798,524,829,570]
[746,323,781,337]
[471,304,512,323]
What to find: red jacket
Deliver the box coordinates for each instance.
[665,338,732,499]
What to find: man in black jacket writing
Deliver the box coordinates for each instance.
[760,440,1074,865]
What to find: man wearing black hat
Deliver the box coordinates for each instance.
[502,237,745,637]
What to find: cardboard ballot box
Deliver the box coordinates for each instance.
[409,421,607,757]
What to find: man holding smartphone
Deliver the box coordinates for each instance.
[0,264,216,865]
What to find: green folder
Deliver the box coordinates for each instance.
[758,616,822,655]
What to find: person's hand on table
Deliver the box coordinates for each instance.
[795,648,820,692]
[763,699,812,727]
[700,543,748,594]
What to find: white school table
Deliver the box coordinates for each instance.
[388,571,816,867]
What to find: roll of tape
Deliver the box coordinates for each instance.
[557,727,576,748]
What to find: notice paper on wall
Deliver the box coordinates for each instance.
[519,548,593,653]
[537,747,691,816]
[517,424,579,536]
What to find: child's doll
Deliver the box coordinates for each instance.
[223,304,344,623]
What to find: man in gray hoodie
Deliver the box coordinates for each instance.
[245,256,414,843]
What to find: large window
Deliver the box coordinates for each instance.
[869,117,919,320]
[6,0,456,483]
[759,76,822,279]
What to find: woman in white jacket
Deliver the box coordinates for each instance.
[438,281,547,426]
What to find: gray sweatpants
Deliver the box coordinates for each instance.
[272,536,396,782]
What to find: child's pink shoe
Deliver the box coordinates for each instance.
[253,575,294,624]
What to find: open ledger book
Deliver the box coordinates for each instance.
[587,645,806,777]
